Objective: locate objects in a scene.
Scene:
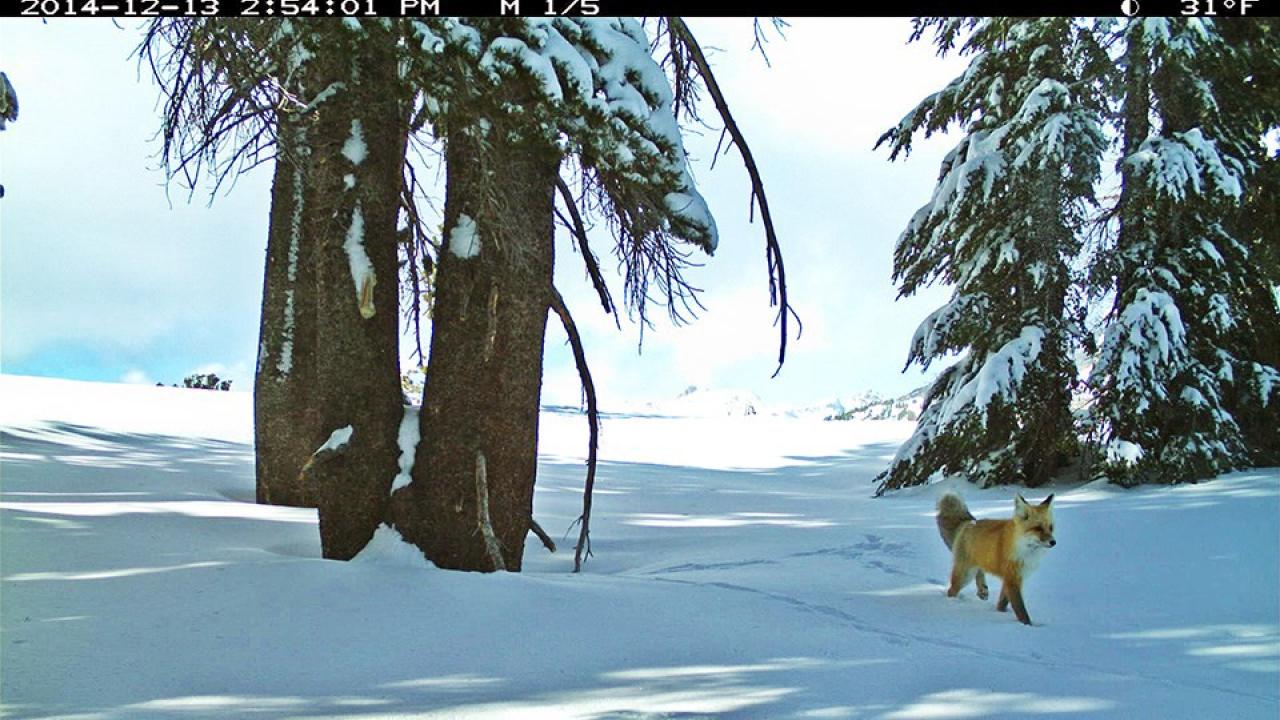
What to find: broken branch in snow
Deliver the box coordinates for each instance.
[529,518,557,553]
[550,286,599,573]
[475,451,506,572]
[668,18,800,378]
[555,176,617,325]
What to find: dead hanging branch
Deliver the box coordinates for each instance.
[651,18,701,124]
[574,162,707,332]
[555,177,617,324]
[668,17,800,378]
[550,286,600,573]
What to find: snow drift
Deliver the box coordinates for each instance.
[1,375,1276,719]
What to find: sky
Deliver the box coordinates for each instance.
[0,18,967,410]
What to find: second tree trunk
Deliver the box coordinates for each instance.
[390,125,559,572]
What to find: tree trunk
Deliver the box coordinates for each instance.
[1017,173,1075,488]
[389,122,560,572]
[1099,23,1154,455]
[254,65,321,508]
[303,26,409,560]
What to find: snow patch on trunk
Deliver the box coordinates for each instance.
[278,309,295,376]
[344,204,377,319]
[342,118,367,166]
[277,123,308,379]
[448,214,481,259]
[316,425,353,454]
[302,82,345,113]
[391,406,420,492]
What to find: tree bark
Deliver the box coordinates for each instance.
[302,26,409,560]
[389,121,560,572]
[253,64,322,508]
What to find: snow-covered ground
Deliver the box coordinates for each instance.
[2,374,1277,719]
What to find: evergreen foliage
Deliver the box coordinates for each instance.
[876,19,1108,493]
[879,18,1279,493]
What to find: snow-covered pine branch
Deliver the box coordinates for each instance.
[404,17,716,254]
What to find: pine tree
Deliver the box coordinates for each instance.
[1089,19,1275,485]
[145,18,790,570]
[875,18,1108,494]
[383,18,724,570]
[1212,19,1280,467]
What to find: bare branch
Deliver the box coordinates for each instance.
[570,161,707,331]
[555,176,618,324]
[669,18,800,377]
[475,451,506,572]
[139,19,288,197]
[550,286,600,573]
[529,518,557,553]
[750,18,791,68]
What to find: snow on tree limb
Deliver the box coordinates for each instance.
[406,18,717,255]
[0,72,17,130]
[1127,131,1245,202]
[1096,288,1187,409]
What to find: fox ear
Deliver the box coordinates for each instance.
[1014,494,1030,518]
[1041,494,1054,506]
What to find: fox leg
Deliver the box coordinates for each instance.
[1004,581,1032,625]
[947,562,976,597]
[996,584,1009,612]
[975,570,989,601]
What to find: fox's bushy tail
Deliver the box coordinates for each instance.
[936,493,975,549]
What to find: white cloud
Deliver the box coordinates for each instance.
[685,19,968,162]
[119,369,155,385]
[7,18,966,410]
[1,20,267,383]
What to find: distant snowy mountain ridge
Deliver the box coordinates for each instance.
[822,386,926,422]
[618,385,926,420]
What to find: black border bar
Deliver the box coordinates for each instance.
[9,0,1277,18]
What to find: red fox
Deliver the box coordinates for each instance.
[936,492,1056,625]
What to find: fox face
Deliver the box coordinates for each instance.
[1014,494,1056,548]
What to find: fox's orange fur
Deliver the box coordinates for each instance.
[936,492,1056,625]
